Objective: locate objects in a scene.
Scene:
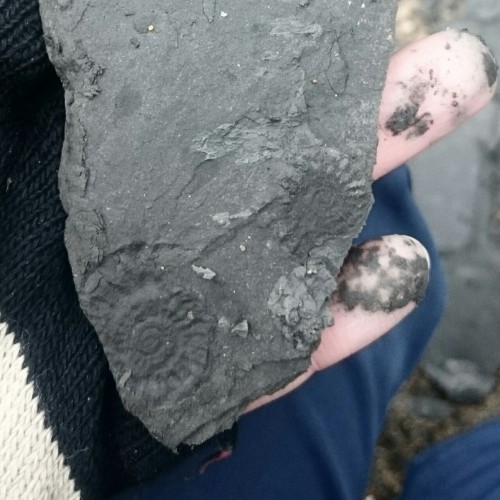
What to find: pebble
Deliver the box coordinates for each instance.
[424,358,496,403]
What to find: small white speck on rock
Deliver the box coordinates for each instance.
[191,264,216,280]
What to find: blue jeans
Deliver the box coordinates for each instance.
[119,166,447,499]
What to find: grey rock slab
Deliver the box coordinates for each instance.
[409,109,487,252]
[39,0,397,448]
[424,248,500,376]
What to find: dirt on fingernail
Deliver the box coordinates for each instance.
[334,237,430,313]
[482,51,498,88]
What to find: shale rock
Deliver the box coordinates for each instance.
[39,0,397,447]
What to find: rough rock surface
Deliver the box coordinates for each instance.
[39,0,397,448]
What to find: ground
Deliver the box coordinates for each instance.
[368,369,500,498]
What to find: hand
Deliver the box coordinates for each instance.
[246,29,498,412]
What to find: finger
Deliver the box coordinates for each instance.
[245,235,430,413]
[374,29,498,179]
[312,235,429,369]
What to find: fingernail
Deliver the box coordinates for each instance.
[376,29,498,178]
[332,235,430,313]
[454,30,498,90]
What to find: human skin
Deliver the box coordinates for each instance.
[247,29,498,413]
